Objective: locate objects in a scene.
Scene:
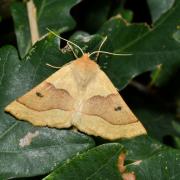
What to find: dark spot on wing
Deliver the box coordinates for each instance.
[18,82,74,111]
[114,106,121,111]
[36,92,44,97]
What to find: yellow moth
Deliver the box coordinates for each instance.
[5,32,146,140]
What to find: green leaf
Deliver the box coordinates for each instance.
[126,149,180,180]
[96,0,180,89]
[134,106,180,142]
[0,124,94,179]
[169,121,180,148]
[11,2,31,59]
[34,0,80,35]
[119,10,133,22]
[147,0,175,22]
[69,31,104,56]
[173,136,180,149]
[172,120,180,134]
[118,136,167,161]
[11,0,81,58]
[0,36,94,179]
[118,136,180,179]
[173,29,180,43]
[111,1,133,22]
[44,143,123,180]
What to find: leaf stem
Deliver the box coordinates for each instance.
[27,0,40,45]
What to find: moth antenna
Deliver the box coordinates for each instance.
[89,51,132,57]
[67,42,78,59]
[47,28,84,56]
[95,36,108,61]
[46,63,61,69]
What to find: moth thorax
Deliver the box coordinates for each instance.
[72,61,98,89]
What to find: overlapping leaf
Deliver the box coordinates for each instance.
[119,136,180,180]
[0,36,94,179]
[118,136,167,161]
[66,0,180,89]
[120,137,180,180]
[44,137,180,180]
[44,144,123,180]
[126,149,180,180]
[96,0,180,89]
[147,0,175,22]
[11,0,81,58]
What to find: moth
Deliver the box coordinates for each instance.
[5,33,146,140]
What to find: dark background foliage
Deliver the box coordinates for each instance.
[0,0,180,179]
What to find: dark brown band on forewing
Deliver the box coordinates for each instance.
[17,81,137,125]
[17,82,75,111]
[81,94,138,125]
